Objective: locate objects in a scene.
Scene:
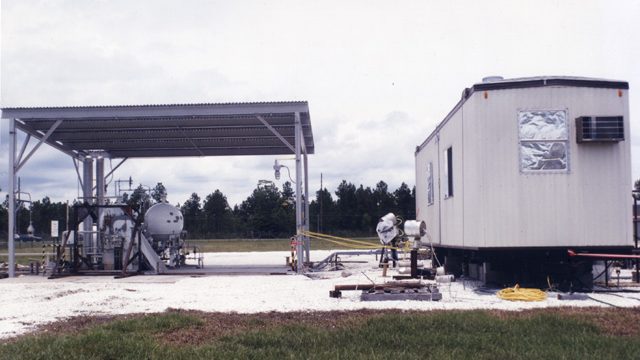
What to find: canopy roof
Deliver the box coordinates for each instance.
[1,101,314,158]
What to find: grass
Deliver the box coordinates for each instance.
[1,308,640,359]
[0,238,379,266]
[186,237,379,253]
[0,242,56,265]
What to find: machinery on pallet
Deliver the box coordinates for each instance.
[327,213,446,301]
[53,196,193,276]
[376,213,437,279]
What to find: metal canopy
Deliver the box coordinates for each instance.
[2,101,314,277]
[1,101,314,158]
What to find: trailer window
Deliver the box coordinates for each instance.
[443,147,453,198]
[427,162,434,205]
[518,110,568,172]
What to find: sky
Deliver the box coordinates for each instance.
[1,0,639,207]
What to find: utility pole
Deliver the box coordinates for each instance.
[319,173,323,233]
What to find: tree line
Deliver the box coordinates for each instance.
[0,180,415,240]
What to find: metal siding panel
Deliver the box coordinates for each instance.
[415,139,440,245]
[438,110,464,247]
[421,85,632,250]
[485,87,630,248]
[510,87,631,248]
[462,95,486,248]
[482,88,527,248]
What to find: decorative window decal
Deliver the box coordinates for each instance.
[427,162,434,206]
[518,110,569,172]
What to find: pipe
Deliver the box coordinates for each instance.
[410,249,418,278]
[568,249,640,259]
[634,194,639,283]
[334,281,424,292]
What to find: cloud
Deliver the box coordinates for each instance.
[1,0,640,208]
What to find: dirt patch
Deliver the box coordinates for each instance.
[157,308,386,346]
[41,314,132,335]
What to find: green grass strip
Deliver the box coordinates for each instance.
[1,310,639,360]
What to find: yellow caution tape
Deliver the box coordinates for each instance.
[301,230,404,251]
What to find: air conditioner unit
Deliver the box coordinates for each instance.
[576,116,624,143]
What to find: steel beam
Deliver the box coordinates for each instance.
[294,112,303,272]
[49,126,307,140]
[7,119,16,277]
[102,158,128,185]
[15,122,80,158]
[256,115,295,152]
[107,147,300,158]
[72,158,84,190]
[15,119,63,172]
[16,134,31,166]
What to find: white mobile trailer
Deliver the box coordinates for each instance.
[415,76,632,287]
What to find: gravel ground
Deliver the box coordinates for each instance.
[1,250,639,339]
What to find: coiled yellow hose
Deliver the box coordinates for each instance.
[497,284,547,301]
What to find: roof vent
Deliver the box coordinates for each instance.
[482,76,504,83]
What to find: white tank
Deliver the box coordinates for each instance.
[99,207,134,239]
[404,220,427,237]
[145,202,184,238]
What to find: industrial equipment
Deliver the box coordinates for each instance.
[143,202,185,268]
[375,213,436,279]
[53,186,192,276]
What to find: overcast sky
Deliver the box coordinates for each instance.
[1,0,639,207]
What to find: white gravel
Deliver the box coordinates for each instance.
[1,250,639,339]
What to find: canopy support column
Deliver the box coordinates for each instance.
[95,158,105,259]
[294,112,304,272]
[303,152,310,264]
[96,158,105,206]
[82,158,94,255]
[7,119,17,277]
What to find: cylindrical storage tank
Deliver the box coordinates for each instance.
[144,203,184,240]
[404,220,427,237]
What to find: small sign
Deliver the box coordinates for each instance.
[51,220,59,238]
